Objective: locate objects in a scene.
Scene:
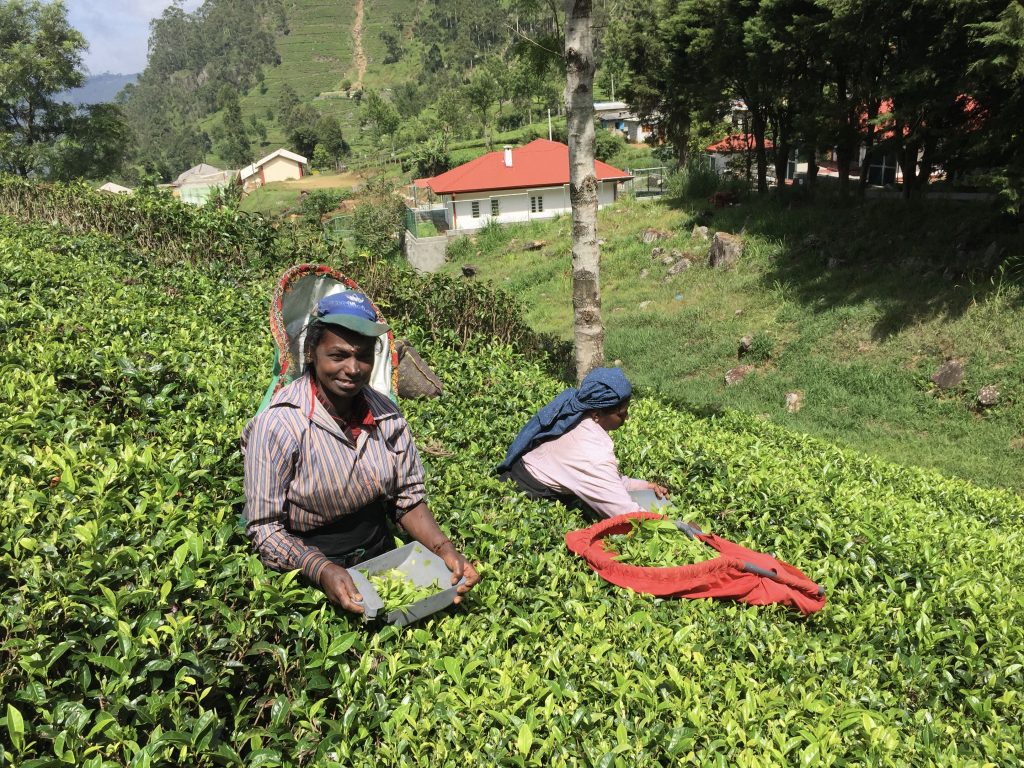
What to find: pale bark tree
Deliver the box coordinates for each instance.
[564,0,602,382]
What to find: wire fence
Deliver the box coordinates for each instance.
[624,166,670,197]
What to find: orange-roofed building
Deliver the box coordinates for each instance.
[413,139,632,232]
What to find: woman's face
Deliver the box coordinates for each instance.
[311,326,375,400]
[593,398,631,432]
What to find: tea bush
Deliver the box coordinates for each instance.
[1,217,1022,767]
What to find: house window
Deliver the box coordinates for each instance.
[530,195,544,213]
[491,198,499,216]
[471,201,480,218]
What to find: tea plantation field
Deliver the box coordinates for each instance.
[2,217,1023,766]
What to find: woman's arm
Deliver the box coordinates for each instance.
[399,503,480,600]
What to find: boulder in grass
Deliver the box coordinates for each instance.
[395,340,443,399]
[522,240,546,251]
[931,358,965,390]
[651,247,665,259]
[738,336,753,358]
[725,365,755,386]
[977,385,999,408]
[641,227,671,244]
[666,258,692,277]
[708,232,744,268]
[785,392,803,413]
[692,225,710,240]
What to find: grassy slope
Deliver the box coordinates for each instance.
[439,195,1024,491]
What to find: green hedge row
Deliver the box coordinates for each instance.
[1,219,1022,766]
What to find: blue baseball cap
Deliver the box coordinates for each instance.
[314,292,389,337]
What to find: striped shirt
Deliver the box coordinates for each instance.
[241,375,426,583]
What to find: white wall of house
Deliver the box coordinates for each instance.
[446,182,618,231]
[262,156,304,184]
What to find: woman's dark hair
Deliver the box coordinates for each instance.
[303,319,330,367]
[594,395,631,416]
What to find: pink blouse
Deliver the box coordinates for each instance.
[519,418,646,518]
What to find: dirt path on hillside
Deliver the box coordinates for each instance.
[352,0,367,87]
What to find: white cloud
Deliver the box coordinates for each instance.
[65,0,203,76]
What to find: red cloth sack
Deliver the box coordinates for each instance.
[565,512,826,615]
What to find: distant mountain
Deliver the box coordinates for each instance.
[61,73,138,106]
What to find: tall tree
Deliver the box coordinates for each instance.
[0,0,85,176]
[565,0,603,380]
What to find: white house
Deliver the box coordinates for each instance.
[413,139,632,233]
[239,148,308,192]
[594,101,658,144]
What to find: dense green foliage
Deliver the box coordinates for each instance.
[607,0,1024,208]
[0,0,128,180]
[2,210,1023,765]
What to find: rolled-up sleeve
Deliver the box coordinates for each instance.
[241,413,331,584]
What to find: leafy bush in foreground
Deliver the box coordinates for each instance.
[1,220,1022,766]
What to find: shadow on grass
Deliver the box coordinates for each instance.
[665,190,1024,340]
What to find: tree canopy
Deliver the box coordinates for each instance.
[0,0,86,176]
[606,0,1024,207]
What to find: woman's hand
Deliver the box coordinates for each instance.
[318,563,366,614]
[437,544,481,603]
[645,481,669,499]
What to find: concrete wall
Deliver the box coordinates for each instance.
[404,232,448,273]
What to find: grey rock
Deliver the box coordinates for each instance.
[725,365,755,386]
[931,358,965,389]
[691,225,710,240]
[671,249,683,259]
[641,227,671,244]
[522,240,546,251]
[639,268,650,279]
[977,385,1000,408]
[826,257,841,270]
[784,391,803,413]
[651,246,665,259]
[708,232,744,268]
[660,255,675,266]
[638,300,652,310]
[667,258,692,276]
[738,335,753,358]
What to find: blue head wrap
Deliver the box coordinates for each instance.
[497,367,632,473]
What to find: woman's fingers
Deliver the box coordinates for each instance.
[319,563,365,614]
[649,482,669,498]
[441,550,480,602]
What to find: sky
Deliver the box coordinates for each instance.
[65,0,203,76]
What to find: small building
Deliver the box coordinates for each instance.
[239,148,308,192]
[705,134,776,176]
[594,101,658,143]
[98,182,132,195]
[413,139,632,233]
[169,163,237,206]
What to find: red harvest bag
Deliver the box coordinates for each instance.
[565,512,826,615]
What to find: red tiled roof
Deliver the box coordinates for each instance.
[706,134,774,153]
[415,139,632,195]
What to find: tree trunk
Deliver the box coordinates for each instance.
[858,101,879,195]
[806,146,818,189]
[751,108,769,194]
[564,0,603,382]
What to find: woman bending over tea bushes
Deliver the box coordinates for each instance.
[498,367,668,519]
[242,293,479,614]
